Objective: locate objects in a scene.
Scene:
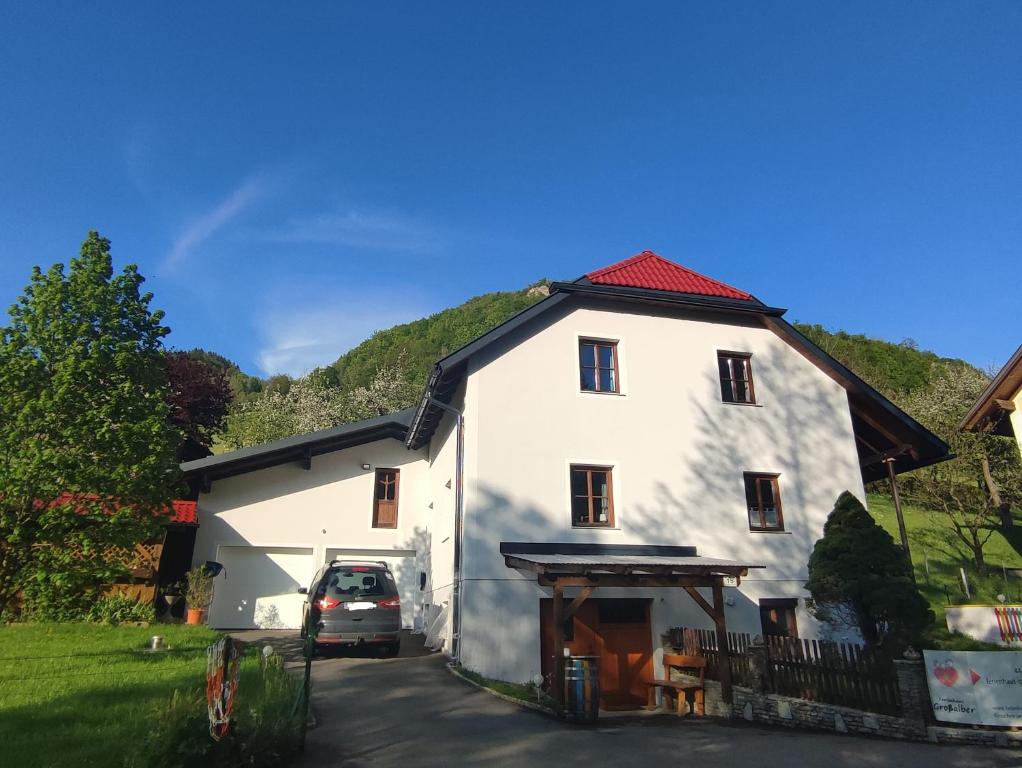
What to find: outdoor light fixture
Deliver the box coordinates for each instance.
[361,463,371,470]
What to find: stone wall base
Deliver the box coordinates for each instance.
[701,682,1021,747]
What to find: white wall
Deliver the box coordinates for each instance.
[424,396,461,646]
[946,605,1022,646]
[456,299,867,681]
[193,438,432,627]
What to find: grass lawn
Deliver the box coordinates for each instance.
[452,664,556,711]
[867,492,1022,622]
[0,623,221,768]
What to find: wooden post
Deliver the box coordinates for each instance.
[552,583,565,704]
[884,457,914,581]
[712,579,733,704]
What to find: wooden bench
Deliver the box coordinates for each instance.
[646,654,706,716]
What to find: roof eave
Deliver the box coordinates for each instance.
[182,408,417,482]
[553,281,785,316]
[766,317,951,473]
[960,344,1022,432]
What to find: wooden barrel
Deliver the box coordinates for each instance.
[563,655,600,723]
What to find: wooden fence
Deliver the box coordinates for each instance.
[676,628,902,715]
[687,628,755,687]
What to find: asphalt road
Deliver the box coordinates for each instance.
[236,631,1019,768]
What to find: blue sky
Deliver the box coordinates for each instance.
[1,3,1019,376]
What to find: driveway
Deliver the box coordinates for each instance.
[236,631,1016,768]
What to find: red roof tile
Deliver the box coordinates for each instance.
[586,251,753,301]
[170,500,198,525]
[43,493,198,525]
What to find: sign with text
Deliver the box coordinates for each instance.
[923,649,1022,726]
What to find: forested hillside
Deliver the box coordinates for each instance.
[209,283,985,449]
[792,324,969,404]
[318,284,550,393]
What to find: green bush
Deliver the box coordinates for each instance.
[87,594,153,625]
[128,647,304,768]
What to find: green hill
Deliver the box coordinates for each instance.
[869,493,1022,622]
[316,284,550,393]
[212,284,979,409]
[792,324,971,403]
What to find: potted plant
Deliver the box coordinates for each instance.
[185,565,214,625]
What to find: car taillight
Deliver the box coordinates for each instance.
[317,596,341,610]
[376,597,400,610]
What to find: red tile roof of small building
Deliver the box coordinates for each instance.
[586,251,753,301]
[44,493,198,525]
[170,500,198,525]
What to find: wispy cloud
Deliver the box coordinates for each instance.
[255,296,430,377]
[163,175,267,270]
[267,208,442,251]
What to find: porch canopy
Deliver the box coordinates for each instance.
[501,542,764,704]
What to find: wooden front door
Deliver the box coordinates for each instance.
[540,598,653,710]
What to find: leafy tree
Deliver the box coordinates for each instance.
[900,362,1022,573]
[182,347,263,403]
[343,354,420,422]
[165,351,232,461]
[222,375,346,448]
[221,356,420,449]
[0,232,181,617]
[806,491,932,652]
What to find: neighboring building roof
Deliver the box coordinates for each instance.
[961,343,1022,438]
[170,500,198,525]
[180,407,417,484]
[43,493,199,526]
[586,251,753,300]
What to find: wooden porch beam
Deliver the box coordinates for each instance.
[860,443,913,468]
[552,583,565,704]
[682,586,714,618]
[854,408,919,460]
[504,555,545,574]
[564,586,594,621]
[712,579,733,704]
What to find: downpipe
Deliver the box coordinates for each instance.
[428,397,465,662]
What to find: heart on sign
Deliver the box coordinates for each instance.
[970,669,981,685]
[934,663,958,687]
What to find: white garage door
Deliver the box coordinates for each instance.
[326,548,417,629]
[210,546,314,630]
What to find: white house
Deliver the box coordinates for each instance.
[183,251,948,709]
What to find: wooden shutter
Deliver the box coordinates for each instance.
[373,469,399,528]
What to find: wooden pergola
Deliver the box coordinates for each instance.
[501,543,763,706]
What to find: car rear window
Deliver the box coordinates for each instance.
[321,567,396,601]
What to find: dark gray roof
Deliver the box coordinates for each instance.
[499,542,763,577]
[181,407,417,482]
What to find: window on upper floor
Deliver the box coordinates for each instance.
[570,465,614,527]
[372,468,400,528]
[718,352,755,404]
[744,472,783,532]
[579,339,619,393]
